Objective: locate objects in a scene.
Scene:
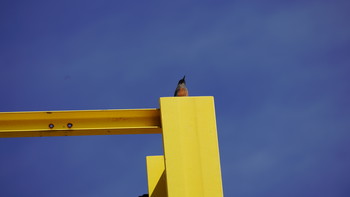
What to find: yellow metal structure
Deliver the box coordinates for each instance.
[160,97,223,197]
[146,156,167,197]
[0,109,161,137]
[0,97,223,196]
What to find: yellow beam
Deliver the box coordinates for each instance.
[146,156,168,197]
[0,109,161,137]
[159,96,223,197]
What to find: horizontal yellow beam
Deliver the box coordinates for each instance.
[0,109,161,137]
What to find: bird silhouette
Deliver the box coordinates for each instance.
[174,75,188,96]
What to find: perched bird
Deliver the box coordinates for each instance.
[174,75,188,96]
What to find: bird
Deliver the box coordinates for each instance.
[174,75,188,96]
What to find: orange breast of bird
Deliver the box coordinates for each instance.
[176,88,188,96]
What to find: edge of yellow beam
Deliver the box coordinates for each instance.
[146,155,168,197]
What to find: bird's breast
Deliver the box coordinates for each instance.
[176,87,188,96]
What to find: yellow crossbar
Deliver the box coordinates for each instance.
[0,109,161,137]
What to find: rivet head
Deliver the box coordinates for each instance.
[49,123,54,129]
[67,123,73,128]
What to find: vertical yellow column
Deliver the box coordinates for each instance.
[146,156,168,197]
[159,96,223,197]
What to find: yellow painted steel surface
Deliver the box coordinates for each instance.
[0,109,161,137]
[0,97,224,196]
[146,156,167,197]
[160,96,223,197]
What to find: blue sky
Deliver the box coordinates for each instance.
[1,0,350,196]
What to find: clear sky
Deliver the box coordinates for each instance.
[1,0,350,196]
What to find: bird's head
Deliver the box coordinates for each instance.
[178,75,186,85]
